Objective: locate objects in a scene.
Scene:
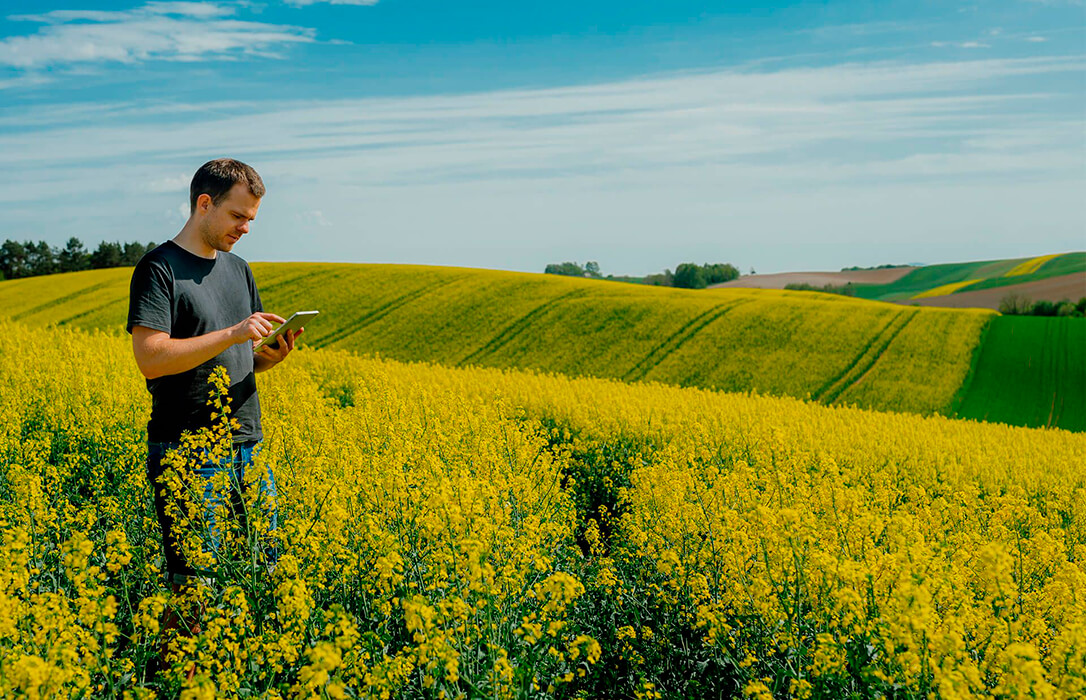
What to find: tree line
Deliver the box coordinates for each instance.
[544,261,741,289]
[999,293,1086,318]
[784,282,856,296]
[0,238,155,281]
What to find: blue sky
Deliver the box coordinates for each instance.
[0,1,1083,274]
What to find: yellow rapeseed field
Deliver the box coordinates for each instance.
[0,263,993,419]
[911,280,982,299]
[2,319,1082,699]
[1004,255,1061,277]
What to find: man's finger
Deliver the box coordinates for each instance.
[259,312,287,324]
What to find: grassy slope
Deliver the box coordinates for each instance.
[851,258,1022,301]
[851,252,1086,302]
[953,316,1086,432]
[0,263,992,419]
[951,251,1086,295]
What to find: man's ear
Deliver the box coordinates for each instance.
[196,193,213,213]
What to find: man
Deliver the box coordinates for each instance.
[127,158,302,588]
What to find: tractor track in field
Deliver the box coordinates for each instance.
[623,299,752,383]
[253,268,329,296]
[809,311,902,402]
[820,310,919,406]
[314,277,466,349]
[56,298,128,328]
[460,290,588,366]
[12,281,119,322]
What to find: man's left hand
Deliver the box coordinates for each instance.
[256,328,304,364]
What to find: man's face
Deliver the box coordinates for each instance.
[197,183,262,253]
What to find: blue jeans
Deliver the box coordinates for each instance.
[147,439,279,584]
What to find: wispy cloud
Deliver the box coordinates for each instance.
[931,41,991,49]
[145,174,191,193]
[2,56,1080,185]
[283,0,379,6]
[0,2,315,69]
[0,55,1081,271]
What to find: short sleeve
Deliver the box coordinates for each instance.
[248,265,263,315]
[127,256,173,335]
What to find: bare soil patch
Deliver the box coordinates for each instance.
[710,267,916,289]
[909,273,1086,310]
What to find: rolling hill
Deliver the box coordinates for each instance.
[2,260,1081,431]
[714,251,1086,310]
[1,263,990,421]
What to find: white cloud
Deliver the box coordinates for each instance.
[298,209,333,227]
[0,55,1082,271]
[931,41,991,49]
[163,201,189,224]
[284,0,379,6]
[0,74,51,90]
[146,174,191,193]
[0,2,314,69]
[1025,36,1049,42]
[1,56,1081,183]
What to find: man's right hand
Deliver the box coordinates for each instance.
[233,312,286,345]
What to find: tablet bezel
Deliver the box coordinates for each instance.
[253,310,319,351]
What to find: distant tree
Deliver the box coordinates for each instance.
[544,262,587,277]
[1078,297,1086,316]
[673,263,707,289]
[841,264,908,271]
[122,241,151,266]
[1056,300,1076,317]
[1030,300,1058,317]
[584,261,601,279]
[90,241,124,269]
[749,267,756,276]
[58,237,90,273]
[0,240,29,279]
[26,240,58,277]
[998,293,1032,315]
[642,270,673,286]
[702,263,739,286]
[784,282,856,297]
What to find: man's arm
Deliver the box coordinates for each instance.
[132,312,285,380]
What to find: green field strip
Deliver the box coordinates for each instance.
[970,257,1032,279]
[953,316,1085,432]
[809,311,903,402]
[949,252,1086,295]
[851,261,995,301]
[946,316,994,419]
[623,300,751,383]
[461,289,588,366]
[821,310,919,406]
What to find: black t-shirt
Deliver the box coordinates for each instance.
[126,240,263,444]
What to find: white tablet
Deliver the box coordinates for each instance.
[254,310,319,351]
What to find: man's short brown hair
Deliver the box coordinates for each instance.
[189,158,266,213]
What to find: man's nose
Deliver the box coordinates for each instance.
[238,221,250,234]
